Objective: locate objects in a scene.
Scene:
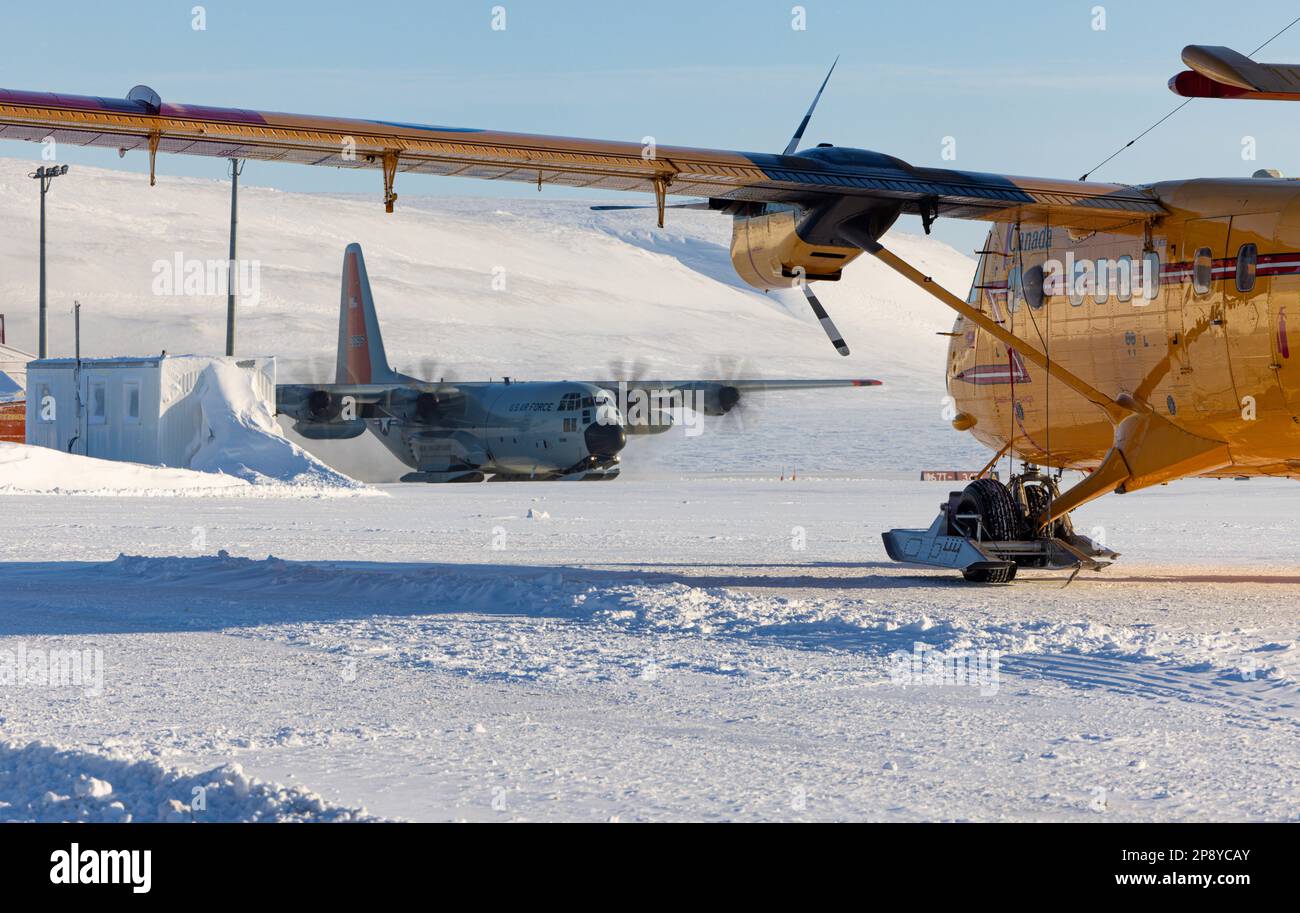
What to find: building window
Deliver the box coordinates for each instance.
[1236,243,1258,293]
[89,380,107,425]
[125,381,141,424]
[1193,247,1213,295]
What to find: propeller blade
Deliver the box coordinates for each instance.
[783,57,839,156]
[801,285,851,357]
[710,355,762,433]
[417,357,445,382]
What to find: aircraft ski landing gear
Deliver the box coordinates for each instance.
[882,468,1119,583]
[949,479,1021,582]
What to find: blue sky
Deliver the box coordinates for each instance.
[4,0,1300,251]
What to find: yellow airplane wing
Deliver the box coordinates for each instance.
[0,83,1161,230]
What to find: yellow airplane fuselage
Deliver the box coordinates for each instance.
[948,177,1300,478]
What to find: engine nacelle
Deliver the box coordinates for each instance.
[276,387,368,440]
[729,204,863,291]
[699,384,741,417]
[293,420,368,440]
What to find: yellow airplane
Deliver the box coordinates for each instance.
[1,44,1296,580]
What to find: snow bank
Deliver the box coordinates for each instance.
[0,740,382,822]
[0,442,373,498]
[185,360,366,491]
[92,552,1297,686]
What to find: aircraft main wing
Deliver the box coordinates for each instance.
[276,383,410,406]
[594,378,880,391]
[1170,45,1300,100]
[0,84,1162,229]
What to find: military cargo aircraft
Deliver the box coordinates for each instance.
[275,244,879,482]
[7,42,1300,573]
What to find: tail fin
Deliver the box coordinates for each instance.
[336,243,397,385]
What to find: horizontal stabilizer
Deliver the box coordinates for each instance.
[1170,44,1300,100]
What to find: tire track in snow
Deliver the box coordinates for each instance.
[1003,653,1300,729]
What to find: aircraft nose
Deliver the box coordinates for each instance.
[584,421,627,456]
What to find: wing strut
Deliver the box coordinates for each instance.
[847,234,1132,425]
[846,233,1233,524]
[382,150,400,212]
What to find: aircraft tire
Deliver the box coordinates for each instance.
[962,563,1018,584]
[955,478,1021,542]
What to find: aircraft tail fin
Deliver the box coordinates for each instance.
[336,243,398,385]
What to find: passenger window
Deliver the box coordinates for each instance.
[1140,251,1162,303]
[1116,256,1133,303]
[1236,243,1257,293]
[1068,259,1091,308]
[1093,259,1111,305]
[1193,247,1213,295]
[1022,264,1045,310]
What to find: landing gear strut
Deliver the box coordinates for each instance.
[882,466,1118,583]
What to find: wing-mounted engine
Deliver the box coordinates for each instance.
[276,384,369,440]
[682,381,742,417]
[729,202,867,290]
[391,385,467,426]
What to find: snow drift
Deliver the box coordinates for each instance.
[185,359,366,490]
[0,740,382,822]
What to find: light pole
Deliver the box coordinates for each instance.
[226,158,244,356]
[29,164,69,359]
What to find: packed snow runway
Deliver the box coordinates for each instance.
[1,476,1297,822]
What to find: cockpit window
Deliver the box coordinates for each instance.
[558,392,581,412]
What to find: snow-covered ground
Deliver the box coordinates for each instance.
[1,477,1297,822]
[0,156,1297,821]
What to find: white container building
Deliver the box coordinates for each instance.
[25,355,275,465]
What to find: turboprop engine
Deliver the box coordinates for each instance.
[277,387,367,440]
